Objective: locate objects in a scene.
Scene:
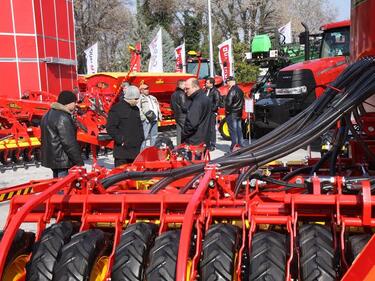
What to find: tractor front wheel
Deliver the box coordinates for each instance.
[111,222,157,281]
[53,229,112,281]
[26,221,78,281]
[200,223,241,281]
[249,231,287,281]
[0,229,35,281]
[299,224,337,281]
[145,230,180,281]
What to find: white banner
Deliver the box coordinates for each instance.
[278,21,292,44]
[218,38,234,82]
[84,42,98,74]
[148,28,163,72]
[175,42,186,73]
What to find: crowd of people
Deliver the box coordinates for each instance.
[40,76,246,176]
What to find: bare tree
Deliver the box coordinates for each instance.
[75,0,134,73]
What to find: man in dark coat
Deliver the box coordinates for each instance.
[41,91,84,178]
[205,77,220,151]
[181,78,211,146]
[170,79,187,145]
[225,76,245,151]
[106,85,144,167]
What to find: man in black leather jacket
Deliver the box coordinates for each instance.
[182,78,211,146]
[170,80,187,145]
[205,77,220,150]
[41,91,84,178]
[225,76,245,151]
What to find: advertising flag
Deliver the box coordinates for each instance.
[218,38,233,82]
[148,28,163,72]
[84,42,98,74]
[175,42,186,73]
[278,21,292,44]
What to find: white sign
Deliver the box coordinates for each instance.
[148,28,163,72]
[84,42,98,74]
[278,22,292,44]
[245,98,254,113]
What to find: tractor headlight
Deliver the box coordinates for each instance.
[275,85,308,95]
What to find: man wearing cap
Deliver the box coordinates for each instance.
[106,85,144,167]
[139,83,162,149]
[41,90,84,178]
[225,76,245,151]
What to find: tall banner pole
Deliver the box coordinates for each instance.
[208,0,214,77]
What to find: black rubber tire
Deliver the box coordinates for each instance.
[111,222,157,281]
[348,234,372,262]
[218,118,231,140]
[145,230,180,281]
[299,224,336,281]
[53,229,112,281]
[200,223,241,281]
[249,231,287,281]
[0,229,35,276]
[26,221,78,281]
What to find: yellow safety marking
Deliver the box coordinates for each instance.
[0,187,33,202]
[7,191,14,200]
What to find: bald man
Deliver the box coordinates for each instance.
[181,78,211,146]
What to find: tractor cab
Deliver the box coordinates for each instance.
[253,20,350,138]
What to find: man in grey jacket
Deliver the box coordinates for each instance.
[139,83,162,149]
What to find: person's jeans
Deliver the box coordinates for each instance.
[142,121,158,149]
[226,115,244,150]
[52,169,69,178]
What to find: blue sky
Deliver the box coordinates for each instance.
[330,0,351,20]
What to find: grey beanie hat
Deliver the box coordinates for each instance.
[124,85,140,100]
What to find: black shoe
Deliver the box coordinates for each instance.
[209,146,216,151]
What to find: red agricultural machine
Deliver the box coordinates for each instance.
[0,0,375,281]
[1,1,375,281]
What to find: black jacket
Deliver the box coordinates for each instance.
[41,103,84,169]
[225,85,244,118]
[170,88,188,127]
[106,100,144,160]
[182,89,211,145]
[206,87,220,112]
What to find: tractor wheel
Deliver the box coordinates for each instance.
[26,221,78,281]
[348,234,372,262]
[200,223,241,281]
[145,230,180,281]
[111,222,157,281]
[299,224,336,281]
[0,229,35,281]
[249,231,287,281]
[219,118,231,140]
[53,229,112,281]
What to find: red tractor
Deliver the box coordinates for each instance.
[253,20,350,137]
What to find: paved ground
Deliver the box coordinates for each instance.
[0,128,319,229]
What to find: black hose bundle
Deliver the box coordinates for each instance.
[100,57,375,194]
